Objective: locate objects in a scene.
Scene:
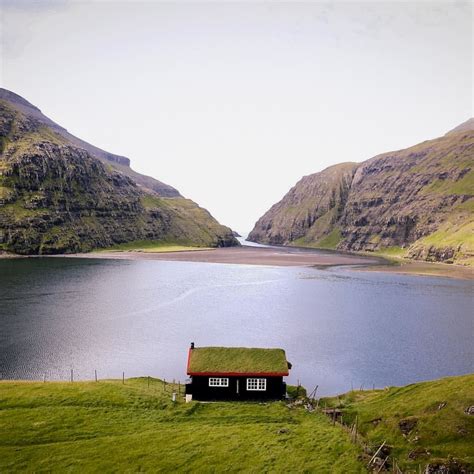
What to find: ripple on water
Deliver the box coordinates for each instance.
[0,258,472,395]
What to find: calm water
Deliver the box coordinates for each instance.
[0,257,472,395]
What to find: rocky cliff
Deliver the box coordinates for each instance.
[249,121,473,265]
[248,163,358,247]
[0,90,238,254]
[0,89,179,197]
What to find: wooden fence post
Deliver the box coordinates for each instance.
[367,441,386,468]
[95,370,97,382]
[376,457,388,473]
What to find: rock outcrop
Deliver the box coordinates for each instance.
[249,120,473,265]
[0,89,238,254]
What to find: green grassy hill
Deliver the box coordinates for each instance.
[322,374,474,472]
[1,375,472,472]
[0,378,363,473]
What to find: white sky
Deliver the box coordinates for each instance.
[1,1,473,233]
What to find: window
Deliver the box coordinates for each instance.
[246,378,267,391]
[209,377,229,387]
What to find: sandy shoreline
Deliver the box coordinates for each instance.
[62,245,383,267]
[53,245,473,280]
[2,246,472,280]
[353,260,473,280]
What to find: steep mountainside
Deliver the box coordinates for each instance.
[248,163,358,247]
[0,89,179,197]
[0,90,238,254]
[249,121,473,264]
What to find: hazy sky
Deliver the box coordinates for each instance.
[1,1,472,233]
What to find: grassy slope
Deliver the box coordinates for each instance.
[322,374,474,471]
[408,219,474,266]
[140,195,237,248]
[95,239,211,253]
[0,378,364,473]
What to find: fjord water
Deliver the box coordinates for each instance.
[0,257,472,395]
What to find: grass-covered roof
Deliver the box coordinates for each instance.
[187,347,289,375]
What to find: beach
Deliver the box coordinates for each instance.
[56,245,473,279]
[68,245,382,267]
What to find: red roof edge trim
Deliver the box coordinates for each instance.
[187,371,289,377]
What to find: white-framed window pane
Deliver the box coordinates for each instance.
[209,377,229,387]
[246,378,267,391]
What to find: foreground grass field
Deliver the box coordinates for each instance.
[2,375,472,472]
[0,378,364,473]
[323,374,474,472]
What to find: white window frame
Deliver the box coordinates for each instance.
[246,378,267,391]
[208,377,229,387]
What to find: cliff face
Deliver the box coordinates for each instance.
[0,89,179,197]
[249,163,358,247]
[0,91,238,254]
[249,121,473,264]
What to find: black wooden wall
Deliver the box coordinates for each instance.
[186,376,286,401]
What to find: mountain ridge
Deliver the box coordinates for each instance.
[0,88,179,197]
[0,89,238,254]
[249,119,474,265]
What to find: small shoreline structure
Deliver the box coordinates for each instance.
[185,343,291,402]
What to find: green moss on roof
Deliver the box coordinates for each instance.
[187,347,289,374]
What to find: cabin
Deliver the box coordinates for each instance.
[185,343,291,401]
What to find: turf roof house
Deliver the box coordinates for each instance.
[185,344,291,401]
